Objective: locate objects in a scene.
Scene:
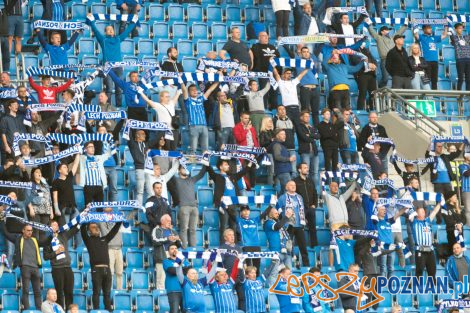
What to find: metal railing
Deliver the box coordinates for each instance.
[372,87,470,137]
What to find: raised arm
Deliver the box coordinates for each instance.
[203,82,220,99]
[181,83,189,100]
[37,29,48,48]
[429,203,441,222]
[71,152,80,176]
[441,26,449,40]
[176,264,185,284]
[68,30,80,48]
[108,69,127,90]
[296,69,309,81]
[119,16,138,40]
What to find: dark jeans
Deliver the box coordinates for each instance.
[21,266,42,309]
[456,59,470,91]
[323,147,339,171]
[235,281,245,311]
[285,105,300,130]
[391,76,412,89]
[356,73,377,111]
[91,266,112,311]
[32,214,50,244]
[305,208,318,247]
[433,182,453,224]
[219,206,238,242]
[275,10,290,38]
[379,58,389,88]
[119,6,139,38]
[366,0,382,16]
[426,61,438,90]
[105,67,123,107]
[167,292,182,313]
[52,267,74,309]
[84,185,104,205]
[0,37,10,72]
[328,89,350,111]
[128,106,148,122]
[299,86,320,127]
[340,150,359,165]
[259,78,278,109]
[415,250,436,282]
[287,226,309,266]
[242,246,261,275]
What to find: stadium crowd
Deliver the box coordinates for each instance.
[0,0,469,312]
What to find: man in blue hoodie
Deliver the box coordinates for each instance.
[88,13,138,108]
[109,70,147,121]
[37,29,80,66]
[445,242,470,289]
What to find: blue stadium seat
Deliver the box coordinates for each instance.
[438,61,445,78]
[121,39,135,56]
[91,3,107,15]
[73,270,84,290]
[244,6,260,21]
[439,0,454,11]
[198,187,214,208]
[126,249,145,269]
[139,22,150,39]
[404,0,419,10]
[207,228,220,247]
[196,229,204,247]
[456,0,470,11]
[422,0,437,10]
[153,22,169,39]
[23,55,39,69]
[187,5,203,22]
[78,38,96,56]
[263,6,275,23]
[23,21,32,37]
[81,248,90,269]
[177,40,193,56]
[148,4,165,22]
[377,288,392,309]
[32,3,44,20]
[226,5,241,22]
[168,4,184,21]
[268,294,280,311]
[417,293,435,308]
[393,10,408,19]
[315,209,325,226]
[428,10,444,18]
[129,269,150,290]
[122,228,139,247]
[196,40,213,56]
[71,3,87,20]
[259,187,276,197]
[206,5,223,22]
[138,39,155,57]
[182,57,198,72]
[216,40,227,52]
[117,187,129,201]
[172,22,189,40]
[448,61,457,80]
[437,78,451,90]
[73,292,87,309]
[43,269,54,289]
[317,228,331,246]
[396,293,413,307]
[83,56,100,65]
[158,294,170,312]
[410,10,425,19]
[442,45,456,62]
[204,294,215,311]
[385,0,401,10]
[132,290,154,311]
[203,209,219,227]
[110,3,119,14]
[112,291,132,310]
[74,186,85,209]
[192,22,209,40]
[2,291,20,310]
[0,272,17,290]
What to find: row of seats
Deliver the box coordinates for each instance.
[382,0,470,12]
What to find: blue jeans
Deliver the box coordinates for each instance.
[366,0,382,16]
[411,74,431,90]
[216,127,233,149]
[104,67,123,107]
[276,172,292,194]
[135,169,146,206]
[189,125,208,154]
[105,167,118,202]
[379,251,394,278]
[301,152,320,192]
[340,150,359,165]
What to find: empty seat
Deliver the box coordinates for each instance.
[158,294,170,312]
[403,0,419,10]
[206,5,222,22]
[147,4,165,22]
[437,78,451,90]
[71,3,87,20]
[317,228,331,246]
[121,39,135,56]
[133,291,154,311]
[117,187,129,201]
[23,55,39,69]
[2,292,20,310]
[112,291,132,310]
[410,10,425,19]
[187,4,203,22]
[211,23,227,41]
[439,0,453,11]
[122,228,139,247]
[442,45,456,62]
[422,0,437,10]
[43,269,55,289]
[203,209,219,228]
[125,249,145,269]
[177,40,193,57]
[83,56,100,65]
[138,39,155,57]
[91,3,107,15]
[225,5,241,22]
[73,292,87,309]
[197,187,214,208]
[139,22,150,39]
[168,4,184,21]
[192,22,209,40]
[129,270,151,290]
[73,270,84,290]
[428,10,444,18]
[244,6,260,21]
[0,272,17,290]
[182,57,198,72]
[78,38,96,55]
[207,228,220,248]
[456,0,469,11]
[153,22,169,39]
[196,40,213,56]
[172,22,189,40]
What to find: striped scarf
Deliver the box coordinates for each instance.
[368,17,409,25]
[323,6,368,25]
[122,119,173,141]
[197,59,241,71]
[372,198,414,221]
[6,213,52,233]
[321,170,359,190]
[76,133,117,155]
[220,195,277,209]
[144,150,187,174]
[407,191,446,219]
[222,144,271,166]
[88,200,143,211]
[0,196,16,206]
[51,236,65,260]
[13,134,53,157]
[23,145,82,166]
[333,229,378,239]
[78,110,127,131]
[64,104,102,131]
[202,151,258,168]
[438,299,470,313]
[24,103,68,126]
[430,135,469,155]
[33,20,84,30]
[26,67,76,79]
[86,13,140,27]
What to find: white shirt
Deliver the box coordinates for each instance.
[307,17,319,35]
[342,24,355,46]
[220,103,236,128]
[278,78,300,107]
[272,0,291,12]
[152,101,176,130]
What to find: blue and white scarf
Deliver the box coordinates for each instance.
[372,198,414,221]
[368,17,409,25]
[86,13,140,26]
[13,134,53,157]
[76,133,117,155]
[197,59,241,71]
[24,103,69,126]
[407,191,446,219]
[64,104,102,131]
[88,200,143,211]
[320,170,359,190]
[220,195,277,210]
[390,154,435,165]
[0,87,17,99]
[26,67,76,79]
[362,176,396,191]
[141,79,180,90]
[0,196,16,206]
[33,20,84,30]
[365,136,396,151]
[46,133,83,146]
[144,149,187,174]
[270,58,316,70]
[410,18,450,26]
[43,64,100,71]
[202,151,258,167]
[222,144,270,165]
[23,145,82,166]
[430,135,469,155]
[5,213,52,233]
[333,229,378,239]
[122,119,173,141]
[323,6,368,25]
[51,236,65,260]
[447,14,470,23]
[0,180,32,189]
[437,299,470,313]
[78,110,127,131]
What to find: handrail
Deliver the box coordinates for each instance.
[374,87,447,137]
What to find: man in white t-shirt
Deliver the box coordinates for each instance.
[272,66,309,129]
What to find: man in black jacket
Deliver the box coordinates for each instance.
[352,45,378,111]
[358,111,390,170]
[43,219,79,309]
[204,159,250,242]
[144,182,171,231]
[338,263,365,312]
[296,110,320,190]
[385,35,413,89]
[294,163,318,247]
[4,223,51,309]
[81,217,122,311]
[331,13,367,46]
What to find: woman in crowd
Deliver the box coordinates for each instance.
[27,167,53,242]
[259,117,276,186]
[409,43,431,91]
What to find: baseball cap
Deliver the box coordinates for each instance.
[379,26,392,33]
[393,34,405,41]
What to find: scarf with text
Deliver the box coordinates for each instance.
[122,119,173,141]
[88,200,143,211]
[202,151,258,168]
[407,191,446,219]
[366,136,396,151]
[33,20,84,30]
[23,145,82,166]
[197,59,241,71]
[0,87,17,99]
[372,198,414,221]
[321,170,359,190]
[76,133,117,155]
[26,67,76,79]
[144,150,188,174]
[362,176,396,192]
[77,110,127,131]
[323,6,368,25]
[5,213,52,233]
[64,104,102,131]
[13,134,53,157]
[43,64,100,71]
[333,229,378,239]
[430,135,469,155]
[0,180,32,189]
[222,144,270,165]
[24,103,69,126]
[390,154,435,165]
[0,196,16,206]
[437,299,470,313]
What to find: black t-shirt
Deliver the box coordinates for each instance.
[160,61,184,80]
[222,39,251,68]
[250,43,279,72]
[51,172,76,209]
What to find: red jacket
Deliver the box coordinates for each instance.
[233,122,259,147]
[29,77,74,104]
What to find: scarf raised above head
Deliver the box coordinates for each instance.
[26,67,76,79]
[366,136,396,150]
[372,198,414,221]
[24,145,82,166]
[88,200,144,211]
[197,59,241,71]
[220,195,277,210]
[437,299,470,313]
[122,119,173,141]
[222,144,271,166]
[447,14,470,23]
[410,18,450,26]
[13,133,53,157]
[33,20,85,30]
[390,154,436,165]
[24,103,69,126]
[0,180,33,189]
[368,17,410,25]
[430,135,469,156]
[321,170,359,190]
[75,133,117,155]
[323,6,368,25]
[201,151,258,169]
[6,213,53,233]
[0,88,17,99]
[78,110,127,131]
[43,64,100,71]
[86,13,140,26]
[0,196,16,206]
[333,229,379,239]
[362,176,396,192]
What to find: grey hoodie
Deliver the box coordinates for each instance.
[368,24,408,59]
